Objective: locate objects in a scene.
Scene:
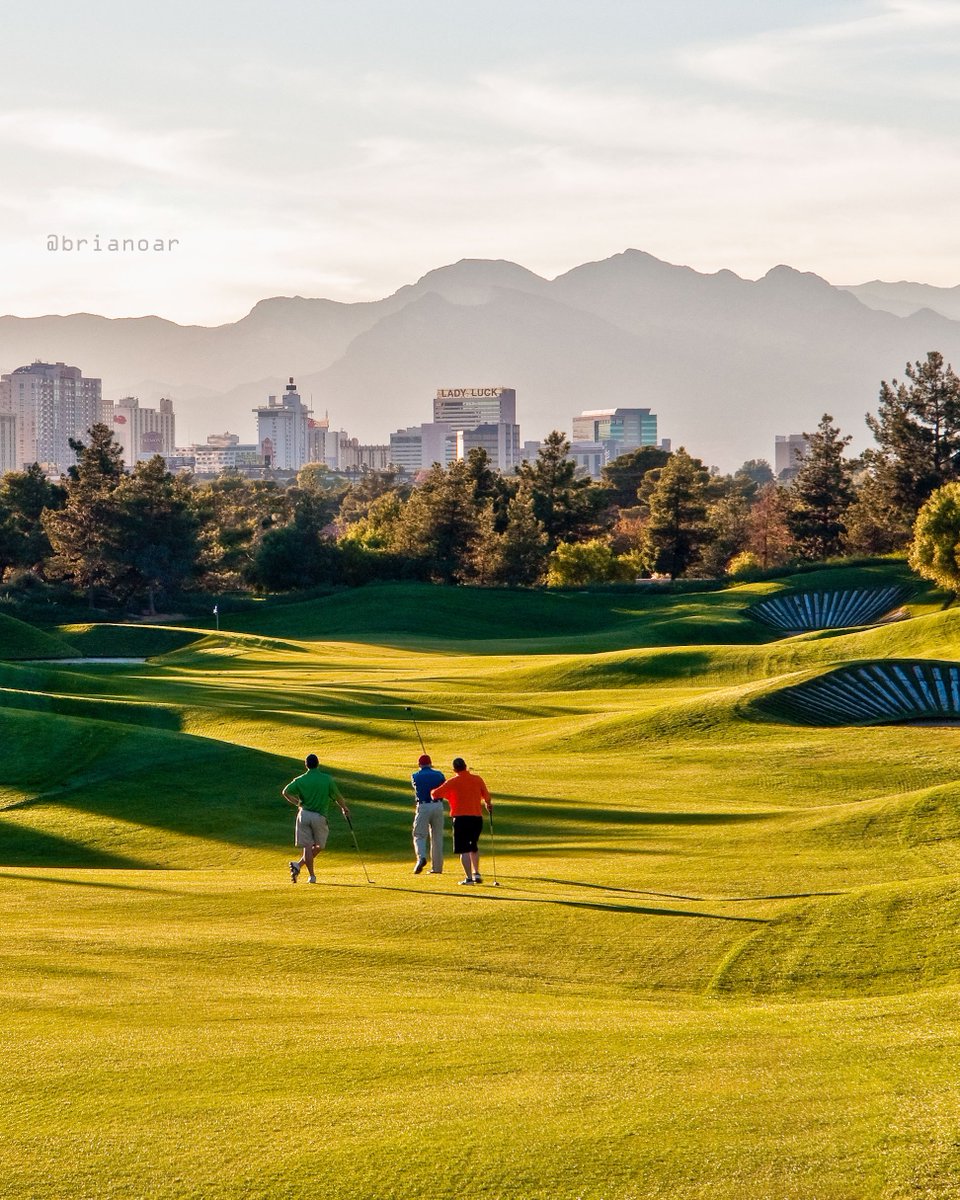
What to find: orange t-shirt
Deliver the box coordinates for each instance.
[431,770,490,816]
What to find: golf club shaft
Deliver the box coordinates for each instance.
[487,808,498,885]
[404,706,427,755]
[345,813,373,885]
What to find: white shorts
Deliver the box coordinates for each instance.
[295,809,329,849]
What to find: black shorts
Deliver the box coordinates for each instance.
[452,815,483,854]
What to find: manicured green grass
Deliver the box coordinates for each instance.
[3,560,960,1198]
[0,610,77,659]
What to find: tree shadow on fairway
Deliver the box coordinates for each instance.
[447,793,779,853]
[0,869,169,892]
[522,876,846,903]
[377,883,768,922]
[0,824,149,869]
[0,705,412,865]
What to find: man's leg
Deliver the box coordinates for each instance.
[412,805,429,870]
[468,850,480,880]
[459,851,473,879]
[428,804,444,873]
[303,844,316,881]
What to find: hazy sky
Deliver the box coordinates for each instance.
[2,0,959,323]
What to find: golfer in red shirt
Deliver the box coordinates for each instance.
[431,757,492,885]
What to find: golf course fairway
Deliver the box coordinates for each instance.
[4,563,960,1200]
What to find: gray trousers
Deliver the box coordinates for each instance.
[412,801,445,872]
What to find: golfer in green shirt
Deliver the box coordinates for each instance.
[282,753,350,883]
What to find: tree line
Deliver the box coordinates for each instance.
[3,349,960,613]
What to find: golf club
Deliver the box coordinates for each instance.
[404,706,427,756]
[487,807,501,886]
[343,810,373,885]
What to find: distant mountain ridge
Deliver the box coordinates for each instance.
[3,251,959,467]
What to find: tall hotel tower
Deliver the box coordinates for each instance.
[0,361,103,474]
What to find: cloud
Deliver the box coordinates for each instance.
[4,29,960,325]
[679,0,960,95]
[0,111,230,178]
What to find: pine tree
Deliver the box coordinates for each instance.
[640,448,712,578]
[42,424,126,606]
[866,350,960,520]
[517,431,603,550]
[745,483,793,568]
[0,464,65,572]
[787,414,855,560]
[390,460,485,583]
[111,457,200,613]
[471,480,548,586]
[600,445,670,510]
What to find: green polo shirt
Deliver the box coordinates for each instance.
[285,768,342,817]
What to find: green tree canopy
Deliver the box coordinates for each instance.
[866,350,960,520]
[390,459,487,583]
[787,414,855,560]
[639,448,712,578]
[909,482,960,593]
[546,539,630,587]
[517,431,604,550]
[471,479,548,586]
[0,464,65,573]
[111,457,200,613]
[600,445,670,510]
[42,424,126,606]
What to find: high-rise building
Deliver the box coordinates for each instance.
[109,396,176,466]
[389,426,425,473]
[0,412,17,475]
[775,433,809,479]
[254,377,310,470]
[433,388,520,473]
[572,407,658,460]
[433,386,516,427]
[568,440,606,479]
[455,423,521,472]
[192,442,260,472]
[0,361,103,473]
[337,438,392,473]
[307,414,350,470]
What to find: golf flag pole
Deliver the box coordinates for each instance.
[213,603,219,631]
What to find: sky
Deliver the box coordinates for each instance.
[2,0,960,324]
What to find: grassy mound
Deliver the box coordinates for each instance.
[0,707,287,867]
[0,611,77,660]
[225,581,773,651]
[58,623,202,658]
[713,874,960,997]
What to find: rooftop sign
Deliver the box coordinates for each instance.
[436,387,505,399]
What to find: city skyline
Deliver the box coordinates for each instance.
[2,1,960,323]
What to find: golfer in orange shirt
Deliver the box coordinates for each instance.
[430,757,492,885]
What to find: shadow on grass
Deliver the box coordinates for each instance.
[523,876,846,903]
[0,869,169,892]
[0,824,149,869]
[372,882,767,921]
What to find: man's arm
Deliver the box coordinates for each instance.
[332,782,350,820]
[479,777,492,814]
[282,783,300,808]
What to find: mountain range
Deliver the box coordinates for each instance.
[2,250,958,469]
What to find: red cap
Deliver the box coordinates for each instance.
[418,754,432,766]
